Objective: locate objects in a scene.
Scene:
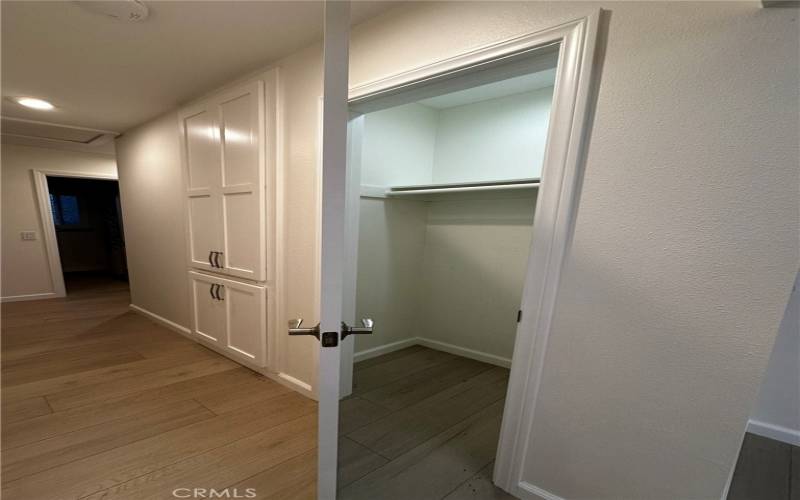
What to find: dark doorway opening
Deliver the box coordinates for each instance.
[46,177,128,294]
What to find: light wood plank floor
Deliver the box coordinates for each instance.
[338,346,516,500]
[1,279,317,500]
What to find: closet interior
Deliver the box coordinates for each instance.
[351,63,557,367]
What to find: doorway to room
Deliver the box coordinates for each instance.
[335,48,558,499]
[42,175,127,296]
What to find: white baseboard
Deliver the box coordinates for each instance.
[353,337,419,363]
[516,481,565,500]
[417,337,512,368]
[1,292,60,303]
[272,372,315,399]
[747,418,800,446]
[129,304,191,336]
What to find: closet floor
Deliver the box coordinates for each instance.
[1,284,316,500]
[338,346,515,500]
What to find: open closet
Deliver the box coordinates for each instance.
[336,49,560,498]
[350,64,556,368]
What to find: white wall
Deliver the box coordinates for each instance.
[432,88,553,183]
[354,193,536,364]
[361,103,438,187]
[115,112,190,329]
[419,196,536,363]
[350,2,799,499]
[748,271,800,445]
[1,143,117,300]
[354,197,428,354]
[359,88,554,188]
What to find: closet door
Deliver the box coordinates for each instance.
[217,81,266,281]
[189,272,226,347]
[221,278,268,367]
[181,105,223,274]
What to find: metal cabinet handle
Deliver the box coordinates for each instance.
[208,251,215,267]
[288,318,320,340]
[215,284,224,301]
[209,283,216,300]
[214,252,223,269]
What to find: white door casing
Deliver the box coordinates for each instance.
[320,9,602,500]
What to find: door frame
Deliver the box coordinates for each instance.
[32,169,120,299]
[338,10,603,498]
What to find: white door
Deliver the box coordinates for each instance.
[218,81,266,281]
[181,106,223,273]
[285,3,352,499]
[189,272,226,346]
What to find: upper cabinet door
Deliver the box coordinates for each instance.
[181,106,223,273]
[218,81,266,282]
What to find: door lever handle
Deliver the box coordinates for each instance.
[288,318,320,341]
[341,318,374,340]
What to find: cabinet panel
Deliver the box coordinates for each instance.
[190,274,225,345]
[220,87,261,187]
[187,194,222,270]
[224,280,267,367]
[222,190,261,280]
[183,110,221,190]
[219,81,265,281]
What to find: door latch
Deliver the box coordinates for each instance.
[341,318,374,341]
[288,318,339,347]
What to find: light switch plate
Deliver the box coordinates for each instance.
[20,231,36,241]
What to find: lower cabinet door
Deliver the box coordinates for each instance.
[220,278,268,367]
[189,272,226,346]
[188,271,268,368]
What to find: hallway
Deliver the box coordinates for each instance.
[1,284,317,500]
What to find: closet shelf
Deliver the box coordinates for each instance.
[383,178,540,197]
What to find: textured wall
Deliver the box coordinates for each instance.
[350,2,799,498]
[115,112,190,328]
[1,144,117,299]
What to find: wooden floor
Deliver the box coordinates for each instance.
[338,346,515,500]
[1,278,317,500]
[4,277,790,500]
[728,433,800,500]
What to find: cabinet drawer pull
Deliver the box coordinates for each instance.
[208,251,215,267]
[215,284,224,301]
[209,283,216,300]
[214,252,223,269]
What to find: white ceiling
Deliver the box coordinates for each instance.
[1,1,397,134]
[417,68,556,109]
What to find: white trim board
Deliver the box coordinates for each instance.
[747,418,800,446]
[129,304,191,336]
[1,292,59,303]
[353,338,419,363]
[353,337,512,368]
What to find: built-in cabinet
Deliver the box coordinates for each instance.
[179,74,275,370]
[180,80,266,282]
[188,271,268,367]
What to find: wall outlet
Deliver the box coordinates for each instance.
[20,231,37,241]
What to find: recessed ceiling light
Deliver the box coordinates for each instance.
[15,97,55,110]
